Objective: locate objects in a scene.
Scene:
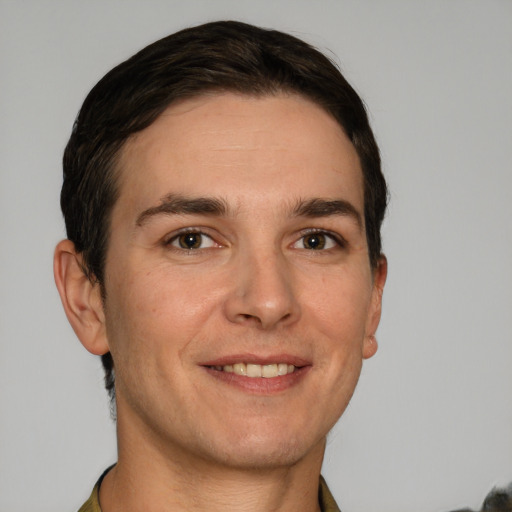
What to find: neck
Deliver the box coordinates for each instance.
[100,413,325,512]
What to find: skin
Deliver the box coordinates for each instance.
[55,92,387,512]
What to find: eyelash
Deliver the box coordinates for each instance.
[296,229,347,251]
[164,228,218,252]
[163,228,346,253]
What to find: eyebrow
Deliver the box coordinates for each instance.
[292,198,363,229]
[136,194,362,230]
[136,194,229,226]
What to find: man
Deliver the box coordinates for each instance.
[54,20,387,512]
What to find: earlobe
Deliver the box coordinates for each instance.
[53,239,109,355]
[363,334,378,359]
[363,255,387,360]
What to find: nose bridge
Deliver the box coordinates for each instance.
[225,240,299,329]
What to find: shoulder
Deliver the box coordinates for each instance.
[319,475,342,512]
[76,465,114,512]
[77,484,101,512]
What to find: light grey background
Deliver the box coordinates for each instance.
[1,1,511,511]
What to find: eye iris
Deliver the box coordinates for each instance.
[304,233,326,250]
[178,233,202,249]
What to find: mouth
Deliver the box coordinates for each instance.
[207,362,297,378]
[201,355,310,393]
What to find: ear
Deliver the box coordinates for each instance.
[54,239,109,355]
[363,255,387,359]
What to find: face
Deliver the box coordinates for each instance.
[102,93,385,470]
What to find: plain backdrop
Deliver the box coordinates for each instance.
[1,1,511,511]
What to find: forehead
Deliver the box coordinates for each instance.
[115,92,364,218]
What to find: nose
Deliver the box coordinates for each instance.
[224,249,300,330]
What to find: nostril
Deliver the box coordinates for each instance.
[237,313,262,324]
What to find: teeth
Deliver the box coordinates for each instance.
[214,363,296,378]
[233,363,246,376]
[262,364,277,378]
[247,364,262,377]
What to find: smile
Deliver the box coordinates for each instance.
[209,363,296,378]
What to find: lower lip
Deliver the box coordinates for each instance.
[202,366,310,394]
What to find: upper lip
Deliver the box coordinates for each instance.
[200,353,310,367]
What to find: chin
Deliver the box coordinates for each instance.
[197,427,326,471]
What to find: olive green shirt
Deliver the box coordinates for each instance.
[77,472,341,512]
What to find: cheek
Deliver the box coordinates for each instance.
[307,268,373,342]
[102,268,191,403]
[105,264,222,354]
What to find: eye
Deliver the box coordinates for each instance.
[294,231,341,250]
[168,231,216,250]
